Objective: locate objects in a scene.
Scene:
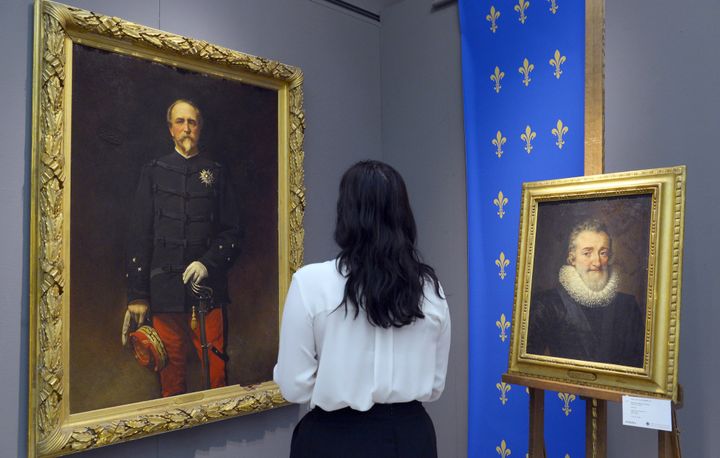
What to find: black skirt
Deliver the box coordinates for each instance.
[289,401,437,458]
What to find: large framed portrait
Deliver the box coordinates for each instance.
[29,1,304,456]
[506,167,686,400]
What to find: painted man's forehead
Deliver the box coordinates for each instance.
[171,102,199,119]
[576,230,610,247]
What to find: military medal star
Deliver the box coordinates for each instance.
[199,169,214,187]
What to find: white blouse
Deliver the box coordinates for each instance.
[273,259,451,412]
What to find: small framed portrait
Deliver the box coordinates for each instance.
[29,1,304,456]
[506,167,686,400]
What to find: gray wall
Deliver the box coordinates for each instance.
[380,2,467,458]
[604,0,720,456]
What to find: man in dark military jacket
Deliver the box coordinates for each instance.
[125,99,240,397]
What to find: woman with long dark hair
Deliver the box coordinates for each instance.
[274,160,451,458]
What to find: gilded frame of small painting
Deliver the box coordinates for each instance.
[506,167,685,401]
[29,1,305,456]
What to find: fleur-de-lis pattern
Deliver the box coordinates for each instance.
[492,131,507,158]
[487,6,501,33]
[558,392,576,416]
[493,191,508,218]
[551,119,568,149]
[464,0,585,454]
[518,58,534,87]
[548,0,558,14]
[549,49,567,79]
[496,439,512,458]
[496,382,512,405]
[495,252,510,280]
[491,66,505,93]
[520,125,536,153]
[496,313,511,341]
[514,0,530,24]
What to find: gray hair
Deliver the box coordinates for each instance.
[166,99,203,128]
[566,219,612,265]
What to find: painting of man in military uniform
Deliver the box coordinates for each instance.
[122,99,240,397]
[525,194,652,368]
[68,44,280,412]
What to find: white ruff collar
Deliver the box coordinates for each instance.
[558,265,619,308]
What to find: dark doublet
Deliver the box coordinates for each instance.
[126,152,241,312]
[527,286,645,367]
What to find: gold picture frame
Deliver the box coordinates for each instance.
[29,1,304,456]
[506,167,686,401]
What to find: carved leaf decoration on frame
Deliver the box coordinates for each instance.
[32,1,306,455]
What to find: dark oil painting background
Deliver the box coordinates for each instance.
[70,44,279,413]
[529,194,653,358]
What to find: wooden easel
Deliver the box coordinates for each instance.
[502,374,682,458]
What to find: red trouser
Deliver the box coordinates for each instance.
[152,308,226,397]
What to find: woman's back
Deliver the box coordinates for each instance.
[273,160,450,458]
[274,259,450,412]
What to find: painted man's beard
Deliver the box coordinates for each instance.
[177,137,196,154]
[576,266,609,291]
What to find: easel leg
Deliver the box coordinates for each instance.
[658,403,682,458]
[529,388,546,458]
[585,398,607,458]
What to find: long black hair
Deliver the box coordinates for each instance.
[334,160,442,328]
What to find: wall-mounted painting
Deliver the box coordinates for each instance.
[29,1,304,455]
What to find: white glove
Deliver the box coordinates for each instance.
[182,261,208,285]
[121,302,148,346]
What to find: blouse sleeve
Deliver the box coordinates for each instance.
[273,275,317,403]
[430,300,451,400]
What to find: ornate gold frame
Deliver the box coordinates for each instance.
[507,167,686,401]
[29,1,305,456]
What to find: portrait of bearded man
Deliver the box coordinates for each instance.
[527,219,646,367]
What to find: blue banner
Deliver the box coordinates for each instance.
[459,1,586,457]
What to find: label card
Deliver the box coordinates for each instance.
[621,395,672,431]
